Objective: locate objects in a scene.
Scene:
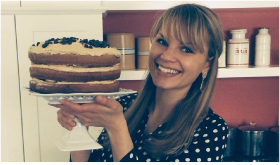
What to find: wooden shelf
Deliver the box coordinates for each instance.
[101,0,280,10]
[119,66,279,80]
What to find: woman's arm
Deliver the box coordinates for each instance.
[105,115,134,161]
[71,150,91,162]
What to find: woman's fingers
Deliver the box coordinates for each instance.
[95,95,122,111]
[60,99,83,112]
[57,109,76,131]
[61,110,75,119]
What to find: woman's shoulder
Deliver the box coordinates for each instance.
[195,108,229,135]
[116,92,138,111]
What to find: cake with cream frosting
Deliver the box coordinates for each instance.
[29,37,121,93]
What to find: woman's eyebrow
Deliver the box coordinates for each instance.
[158,33,164,38]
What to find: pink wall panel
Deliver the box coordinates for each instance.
[211,77,279,128]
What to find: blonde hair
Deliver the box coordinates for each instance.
[103,4,224,158]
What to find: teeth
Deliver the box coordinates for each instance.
[158,65,179,74]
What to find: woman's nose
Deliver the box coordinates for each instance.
[160,47,177,62]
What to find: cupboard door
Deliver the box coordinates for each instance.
[1,15,24,162]
[21,0,101,8]
[16,14,103,162]
[0,0,20,7]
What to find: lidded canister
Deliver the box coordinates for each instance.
[238,122,268,157]
[224,124,238,157]
[269,126,279,154]
[137,37,151,69]
[227,29,250,67]
[255,27,271,66]
[106,33,135,70]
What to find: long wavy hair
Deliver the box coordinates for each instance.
[102,4,224,158]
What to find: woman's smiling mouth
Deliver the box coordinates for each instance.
[156,63,181,74]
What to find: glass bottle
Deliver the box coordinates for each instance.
[255,27,271,66]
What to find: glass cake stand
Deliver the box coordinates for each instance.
[28,88,137,151]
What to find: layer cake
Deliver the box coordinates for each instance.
[29,37,121,93]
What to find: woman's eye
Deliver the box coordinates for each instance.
[156,38,168,46]
[181,47,194,53]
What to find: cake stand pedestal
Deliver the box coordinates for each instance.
[56,118,102,151]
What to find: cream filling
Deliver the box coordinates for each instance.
[31,78,117,85]
[29,41,121,57]
[31,63,120,72]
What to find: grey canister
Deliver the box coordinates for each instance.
[270,126,279,154]
[238,122,268,157]
[224,124,238,157]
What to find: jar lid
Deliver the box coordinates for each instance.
[227,123,238,129]
[230,29,247,34]
[270,126,279,133]
[258,27,269,29]
[238,122,268,131]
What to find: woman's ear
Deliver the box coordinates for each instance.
[202,61,210,73]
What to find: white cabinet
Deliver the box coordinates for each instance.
[15,14,103,162]
[1,15,24,162]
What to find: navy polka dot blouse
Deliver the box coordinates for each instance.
[87,93,229,162]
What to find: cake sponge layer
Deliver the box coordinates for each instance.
[30,79,120,93]
[30,67,121,82]
[29,53,120,67]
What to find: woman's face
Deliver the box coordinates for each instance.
[149,31,210,93]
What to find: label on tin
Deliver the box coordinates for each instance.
[138,51,149,56]
[227,43,249,66]
[117,48,135,55]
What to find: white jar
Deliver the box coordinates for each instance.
[255,27,271,66]
[227,29,250,67]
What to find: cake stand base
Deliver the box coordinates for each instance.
[56,118,103,151]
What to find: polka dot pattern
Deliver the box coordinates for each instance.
[86,93,228,162]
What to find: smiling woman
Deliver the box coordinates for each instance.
[55,3,228,162]
[121,3,225,159]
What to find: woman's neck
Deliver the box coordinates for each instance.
[152,87,190,122]
[144,87,190,134]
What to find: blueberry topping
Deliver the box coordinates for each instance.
[32,37,109,48]
[42,43,48,48]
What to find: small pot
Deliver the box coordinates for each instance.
[270,126,279,154]
[238,122,268,157]
[224,124,238,157]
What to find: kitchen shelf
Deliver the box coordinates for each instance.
[101,0,280,11]
[119,66,279,80]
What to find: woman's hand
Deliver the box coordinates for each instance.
[56,108,76,131]
[52,95,125,132]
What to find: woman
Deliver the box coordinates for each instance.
[53,3,228,162]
